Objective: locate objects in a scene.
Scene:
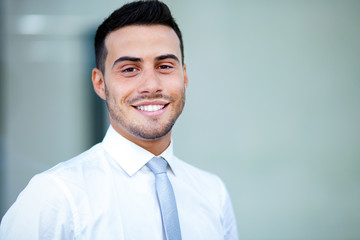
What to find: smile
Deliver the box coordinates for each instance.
[136,105,165,112]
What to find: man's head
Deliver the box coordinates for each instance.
[92,1,188,153]
[94,0,184,74]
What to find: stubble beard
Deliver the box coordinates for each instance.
[105,86,185,140]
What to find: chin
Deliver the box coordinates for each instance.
[129,123,174,141]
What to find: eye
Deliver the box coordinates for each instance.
[158,65,171,69]
[122,67,138,73]
[157,64,174,72]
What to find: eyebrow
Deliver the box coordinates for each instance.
[112,56,142,68]
[112,54,180,69]
[155,54,180,63]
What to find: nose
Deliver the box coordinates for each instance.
[138,69,163,94]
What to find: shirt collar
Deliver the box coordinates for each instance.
[101,125,177,177]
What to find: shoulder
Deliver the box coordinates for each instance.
[172,156,229,203]
[174,156,225,185]
[44,143,112,182]
[0,143,111,238]
[11,142,115,213]
[0,169,78,239]
[16,142,110,206]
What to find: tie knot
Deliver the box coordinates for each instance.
[146,157,168,175]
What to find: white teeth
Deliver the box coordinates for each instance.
[137,105,164,112]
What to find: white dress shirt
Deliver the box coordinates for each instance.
[0,126,238,240]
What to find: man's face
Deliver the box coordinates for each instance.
[93,25,188,142]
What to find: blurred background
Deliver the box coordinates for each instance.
[1,0,360,239]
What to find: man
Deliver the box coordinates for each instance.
[0,1,238,239]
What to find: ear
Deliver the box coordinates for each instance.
[92,68,106,100]
[183,64,188,88]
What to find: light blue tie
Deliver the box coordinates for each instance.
[146,157,182,240]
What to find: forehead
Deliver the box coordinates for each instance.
[104,25,181,61]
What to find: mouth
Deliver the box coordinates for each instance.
[135,104,167,112]
[132,101,170,115]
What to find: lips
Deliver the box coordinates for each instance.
[132,100,170,116]
[136,105,165,112]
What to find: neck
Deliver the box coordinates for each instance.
[111,123,171,156]
[136,136,171,156]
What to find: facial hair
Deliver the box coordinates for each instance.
[105,85,185,140]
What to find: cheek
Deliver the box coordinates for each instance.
[165,78,186,93]
[106,80,134,102]
[170,84,186,97]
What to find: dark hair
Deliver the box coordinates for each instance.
[94,0,184,73]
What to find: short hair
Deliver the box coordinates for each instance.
[94,0,184,73]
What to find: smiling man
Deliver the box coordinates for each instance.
[0,1,238,239]
[93,24,187,155]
